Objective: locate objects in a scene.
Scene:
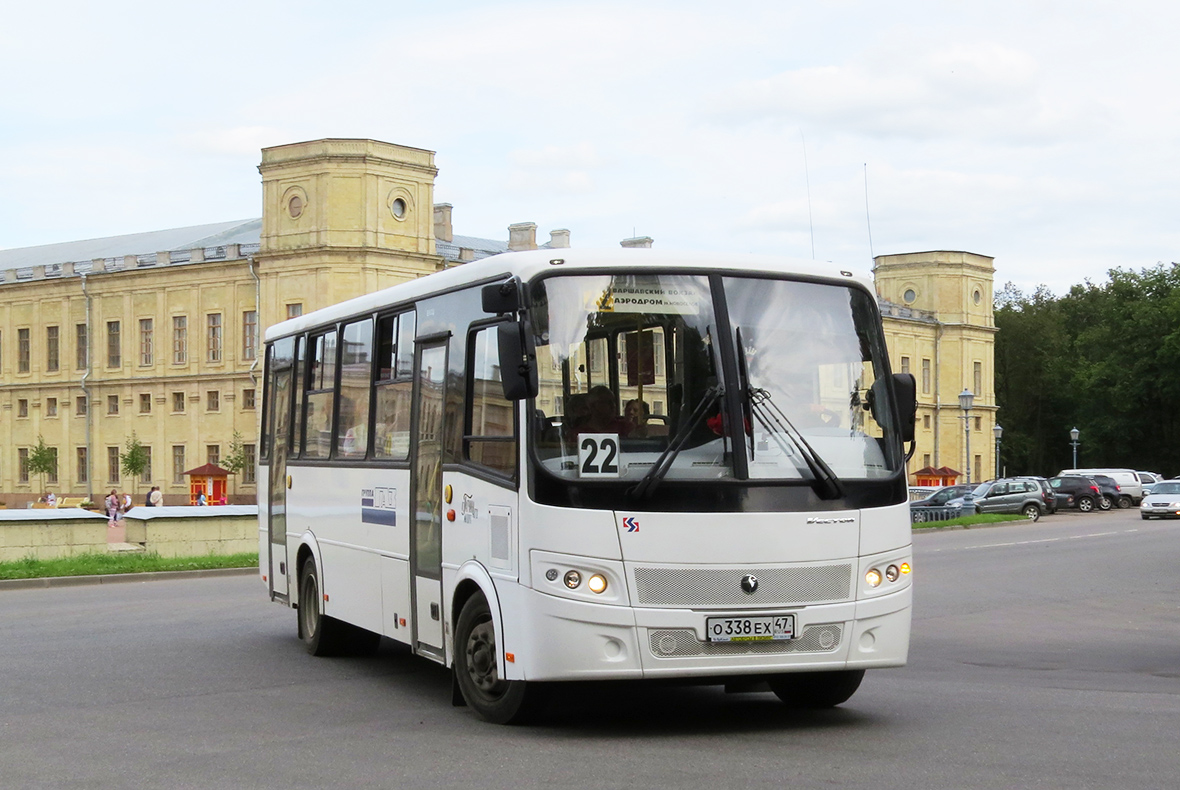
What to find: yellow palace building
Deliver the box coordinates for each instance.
[0,138,995,505]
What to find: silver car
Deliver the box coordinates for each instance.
[1139,481,1180,520]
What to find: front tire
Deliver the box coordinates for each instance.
[768,669,865,709]
[454,595,544,724]
[1022,504,1041,521]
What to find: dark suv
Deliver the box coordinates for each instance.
[1048,476,1102,512]
[961,478,1050,520]
[1092,474,1132,509]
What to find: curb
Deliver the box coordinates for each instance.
[0,566,256,591]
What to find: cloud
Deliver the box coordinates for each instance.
[176,127,294,156]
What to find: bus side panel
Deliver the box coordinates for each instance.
[441,471,519,578]
[257,464,270,585]
[517,500,624,567]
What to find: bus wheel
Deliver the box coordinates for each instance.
[298,558,379,657]
[767,669,865,709]
[454,595,543,724]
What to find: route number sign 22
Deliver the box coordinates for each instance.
[578,433,621,478]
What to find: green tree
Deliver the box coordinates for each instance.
[221,430,248,476]
[26,435,58,497]
[120,432,150,497]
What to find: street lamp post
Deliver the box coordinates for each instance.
[1070,427,1080,468]
[993,423,1003,479]
[959,389,975,483]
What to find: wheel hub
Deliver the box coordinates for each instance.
[465,620,504,694]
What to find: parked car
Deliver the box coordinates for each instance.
[1140,480,1180,520]
[910,484,978,522]
[911,484,976,509]
[1137,471,1164,489]
[1091,474,1132,509]
[1057,468,1144,504]
[1014,475,1058,514]
[1048,476,1103,512]
[957,478,1049,520]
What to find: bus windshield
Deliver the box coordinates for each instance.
[529,272,900,485]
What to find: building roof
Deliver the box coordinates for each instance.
[0,219,262,273]
[183,463,232,477]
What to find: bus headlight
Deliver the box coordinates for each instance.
[865,568,883,587]
[587,574,608,594]
[885,565,900,582]
[563,570,582,589]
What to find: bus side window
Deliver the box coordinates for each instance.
[465,325,516,478]
[336,318,374,459]
[303,331,337,459]
[374,311,415,460]
[290,335,306,457]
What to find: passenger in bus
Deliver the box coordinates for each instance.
[583,385,632,435]
[624,398,651,438]
[561,393,591,441]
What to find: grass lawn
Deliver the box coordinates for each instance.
[0,551,258,581]
[913,513,1029,529]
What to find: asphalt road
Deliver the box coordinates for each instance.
[0,508,1176,789]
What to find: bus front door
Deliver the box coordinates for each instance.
[410,340,447,657]
[265,338,295,602]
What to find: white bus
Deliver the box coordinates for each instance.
[258,248,917,723]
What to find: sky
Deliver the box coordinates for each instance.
[2,0,1178,295]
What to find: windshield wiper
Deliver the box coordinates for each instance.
[628,381,724,500]
[747,387,845,500]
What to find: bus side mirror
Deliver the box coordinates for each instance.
[482,279,521,314]
[498,320,538,400]
[892,372,917,443]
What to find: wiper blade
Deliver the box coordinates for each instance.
[628,383,724,499]
[748,387,844,500]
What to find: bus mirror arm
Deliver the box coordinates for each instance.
[892,373,917,444]
[497,319,539,401]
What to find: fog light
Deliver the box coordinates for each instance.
[885,565,900,582]
[900,562,911,575]
[865,568,882,587]
[587,574,607,594]
[564,570,582,589]
[545,568,559,582]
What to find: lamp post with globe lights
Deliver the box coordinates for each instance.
[993,423,1003,479]
[1070,427,1080,468]
[959,389,975,483]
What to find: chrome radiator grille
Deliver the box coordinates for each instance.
[648,625,843,657]
[633,564,852,607]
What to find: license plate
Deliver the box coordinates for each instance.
[706,614,795,642]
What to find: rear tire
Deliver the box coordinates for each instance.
[298,558,380,657]
[454,595,545,724]
[1022,504,1041,521]
[1077,496,1094,513]
[1117,496,1132,509]
[768,669,865,709]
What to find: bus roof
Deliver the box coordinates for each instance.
[263,247,873,342]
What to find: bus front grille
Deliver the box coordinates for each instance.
[633,564,852,607]
[648,625,843,657]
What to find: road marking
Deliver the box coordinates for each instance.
[1069,531,1119,539]
[924,527,1143,553]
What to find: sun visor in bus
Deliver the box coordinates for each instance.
[482,278,522,314]
[498,319,539,400]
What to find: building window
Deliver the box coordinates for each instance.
[18,448,29,483]
[46,448,58,484]
[107,321,121,368]
[76,323,88,370]
[46,397,58,417]
[975,416,982,431]
[140,319,154,365]
[206,313,222,363]
[108,395,119,415]
[207,391,220,412]
[973,361,983,397]
[242,310,257,360]
[242,388,256,410]
[974,454,982,483]
[207,445,220,466]
[922,453,931,469]
[47,326,59,372]
[18,328,30,373]
[923,414,931,429]
[107,446,120,483]
[921,359,931,395]
[900,356,910,375]
[140,393,152,414]
[76,396,88,416]
[77,447,88,484]
[243,444,256,484]
[17,399,28,418]
[173,392,185,412]
[172,445,186,484]
[172,316,188,364]
[140,446,152,484]
[287,304,303,319]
